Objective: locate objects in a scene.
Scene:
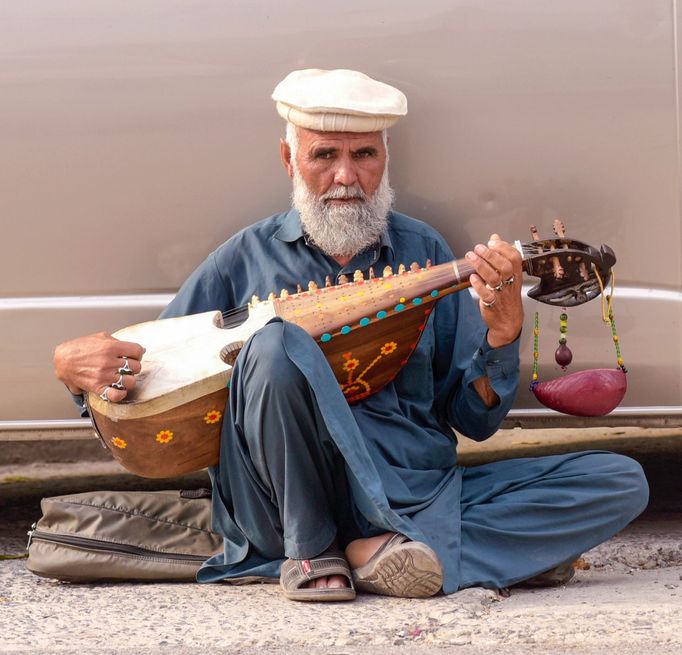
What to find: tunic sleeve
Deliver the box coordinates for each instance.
[160,251,234,319]
[431,241,520,441]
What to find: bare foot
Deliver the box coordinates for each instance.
[345,533,395,569]
[306,574,350,589]
[303,541,351,590]
[301,534,397,588]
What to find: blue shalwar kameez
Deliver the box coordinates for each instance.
[161,209,648,593]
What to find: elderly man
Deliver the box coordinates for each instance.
[54,69,648,601]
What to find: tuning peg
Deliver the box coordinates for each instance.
[353,270,364,283]
[280,289,289,299]
[398,263,406,274]
[552,258,565,279]
[250,295,260,305]
[579,261,590,281]
[530,224,540,241]
[369,267,375,279]
[553,219,566,238]
[296,284,303,294]
[410,262,420,272]
[308,280,318,291]
[338,274,349,285]
[267,292,276,301]
[383,266,393,277]
[325,275,332,287]
[425,259,432,269]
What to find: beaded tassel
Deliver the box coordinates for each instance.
[555,311,573,369]
[531,311,540,388]
[607,299,627,373]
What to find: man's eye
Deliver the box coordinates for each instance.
[353,150,376,158]
[314,151,335,159]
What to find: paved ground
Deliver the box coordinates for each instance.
[1,427,681,654]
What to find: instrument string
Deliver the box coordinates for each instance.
[221,305,248,319]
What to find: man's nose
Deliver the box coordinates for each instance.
[333,156,358,186]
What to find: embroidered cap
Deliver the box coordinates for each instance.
[272,68,407,132]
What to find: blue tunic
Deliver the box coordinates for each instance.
[161,209,520,592]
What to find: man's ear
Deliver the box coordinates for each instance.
[279,138,294,179]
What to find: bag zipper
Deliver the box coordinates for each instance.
[26,526,208,563]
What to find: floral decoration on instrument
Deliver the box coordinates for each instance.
[111,436,127,449]
[155,430,174,444]
[340,341,400,402]
[204,410,223,424]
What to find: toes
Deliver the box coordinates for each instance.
[305,575,349,590]
[327,575,347,589]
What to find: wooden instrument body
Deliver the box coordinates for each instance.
[88,262,462,477]
[87,235,617,478]
[88,304,277,477]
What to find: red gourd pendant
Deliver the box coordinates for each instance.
[532,368,627,417]
[529,219,627,416]
[530,306,627,417]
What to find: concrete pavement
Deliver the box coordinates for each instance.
[1,427,681,654]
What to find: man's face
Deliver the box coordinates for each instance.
[293,129,387,200]
[283,127,394,258]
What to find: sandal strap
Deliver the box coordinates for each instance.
[281,551,353,591]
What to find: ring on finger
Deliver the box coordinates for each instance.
[486,282,504,293]
[111,374,126,391]
[482,297,497,308]
[503,274,515,286]
[118,358,133,375]
[99,387,111,402]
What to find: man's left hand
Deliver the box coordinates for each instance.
[466,233,524,348]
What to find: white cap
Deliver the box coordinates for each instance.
[272,68,407,132]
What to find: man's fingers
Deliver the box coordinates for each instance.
[467,249,504,288]
[473,243,514,279]
[109,370,137,391]
[116,356,142,375]
[54,332,145,400]
[487,235,523,271]
[97,385,128,403]
[469,273,496,305]
[114,340,146,362]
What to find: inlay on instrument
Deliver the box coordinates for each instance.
[87,228,617,478]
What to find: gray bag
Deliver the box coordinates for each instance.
[26,489,223,582]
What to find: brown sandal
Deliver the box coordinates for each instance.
[352,533,443,598]
[280,550,356,602]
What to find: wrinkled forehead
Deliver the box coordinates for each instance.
[295,126,386,152]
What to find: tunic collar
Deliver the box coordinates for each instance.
[273,208,395,258]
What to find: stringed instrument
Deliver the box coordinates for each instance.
[87,231,616,478]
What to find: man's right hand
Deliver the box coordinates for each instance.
[53,333,145,402]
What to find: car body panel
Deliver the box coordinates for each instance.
[2,0,681,428]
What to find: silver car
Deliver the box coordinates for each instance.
[2,0,680,441]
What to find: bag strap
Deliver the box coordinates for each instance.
[179,488,212,499]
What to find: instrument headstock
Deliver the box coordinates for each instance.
[521,222,616,307]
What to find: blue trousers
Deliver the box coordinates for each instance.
[206,322,649,591]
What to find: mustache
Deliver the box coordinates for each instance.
[320,185,367,202]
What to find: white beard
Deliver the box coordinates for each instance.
[291,162,394,258]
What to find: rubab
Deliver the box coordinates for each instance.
[87,226,616,478]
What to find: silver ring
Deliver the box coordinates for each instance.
[99,387,111,402]
[486,282,504,293]
[503,275,515,286]
[111,374,126,391]
[118,358,133,375]
[482,297,497,308]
